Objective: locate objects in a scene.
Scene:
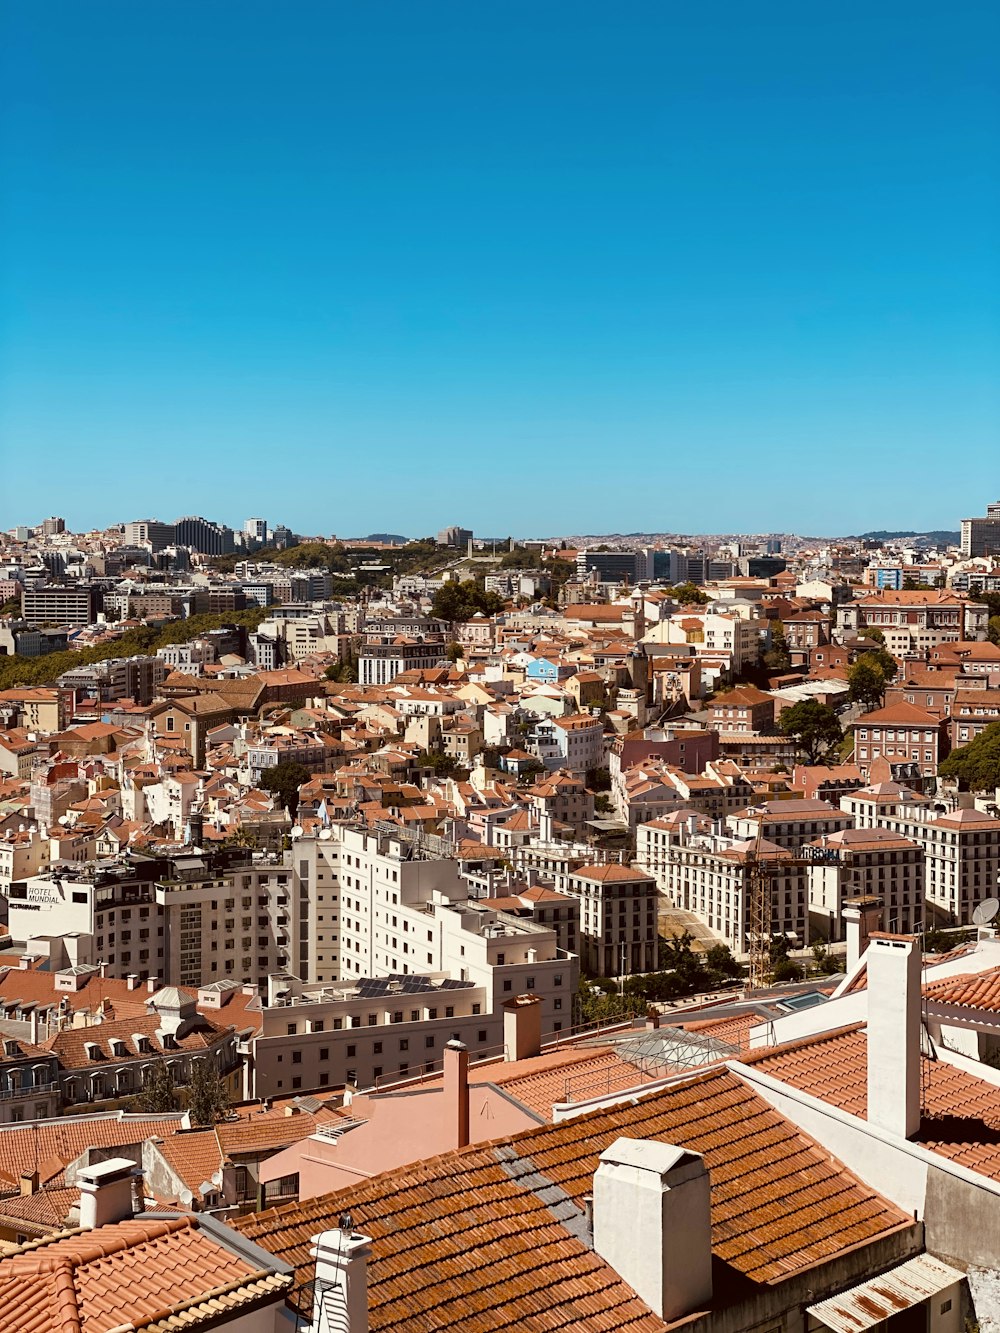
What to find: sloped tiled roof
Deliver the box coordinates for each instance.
[234,1067,909,1329]
[0,1114,183,1190]
[745,1025,1000,1180]
[0,1214,290,1333]
[924,966,1000,1013]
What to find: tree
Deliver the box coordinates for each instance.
[704,944,743,984]
[431,580,504,622]
[988,616,1000,647]
[763,621,791,673]
[671,582,709,606]
[848,657,888,710]
[324,651,358,683]
[939,721,1000,791]
[416,749,461,777]
[258,761,312,819]
[132,1059,176,1113]
[778,699,843,764]
[858,626,885,645]
[446,641,463,663]
[188,1058,230,1126]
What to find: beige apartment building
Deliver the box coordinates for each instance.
[840,787,1000,925]
[249,891,576,1098]
[637,818,808,955]
[727,799,854,851]
[805,826,924,940]
[7,849,304,988]
[557,864,659,977]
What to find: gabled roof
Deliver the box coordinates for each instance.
[0,1214,291,1333]
[234,1067,909,1330]
[744,1025,1000,1181]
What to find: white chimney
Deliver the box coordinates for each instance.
[593,1137,712,1322]
[444,1039,470,1149]
[78,1157,140,1229]
[866,935,921,1139]
[310,1222,371,1333]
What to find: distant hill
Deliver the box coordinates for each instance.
[857,530,959,545]
[365,532,409,544]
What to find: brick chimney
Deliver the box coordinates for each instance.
[593,1137,712,1322]
[310,1220,371,1333]
[503,994,542,1062]
[78,1157,141,1229]
[866,935,921,1139]
[444,1039,470,1149]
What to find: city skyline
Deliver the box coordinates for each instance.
[3,1,999,533]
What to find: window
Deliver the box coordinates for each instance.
[503,981,512,992]
[347,1044,356,1057]
[319,1047,329,1061]
[373,1041,382,1054]
[292,1051,302,1064]
[72,891,87,904]
[425,1035,435,1049]
[399,1039,409,1051]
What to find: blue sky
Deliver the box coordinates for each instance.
[2,1,998,538]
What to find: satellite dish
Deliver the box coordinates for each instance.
[290,825,303,839]
[973,899,1000,927]
[58,815,70,826]
[319,828,332,840]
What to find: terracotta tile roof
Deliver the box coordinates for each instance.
[745,1026,1000,1180]
[234,1067,909,1328]
[0,1214,291,1333]
[0,1114,183,1190]
[923,966,1000,1014]
[0,1186,77,1232]
[573,863,656,883]
[483,1048,647,1117]
[678,1013,758,1052]
[154,1128,224,1201]
[216,1104,345,1157]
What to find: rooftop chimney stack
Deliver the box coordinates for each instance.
[866,935,922,1139]
[310,1220,372,1333]
[78,1157,141,1229]
[593,1137,712,1322]
[503,994,542,1062]
[444,1039,470,1149]
[843,896,884,973]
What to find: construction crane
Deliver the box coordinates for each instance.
[745,810,772,991]
[744,810,829,991]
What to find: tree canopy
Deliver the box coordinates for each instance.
[939,721,1000,792]
[763,621,791,672]
[778,698,843,764]
[431,580,505,622]
[848,656,889,710]
[258,761,312,818]
[188,1058,230,1126]
[670,583,710,605]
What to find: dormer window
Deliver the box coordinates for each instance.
[3,1040,18,1058]
[112,1040,129,1058]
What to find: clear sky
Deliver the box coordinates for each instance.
[2,1,998,539]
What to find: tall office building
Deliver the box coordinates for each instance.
[244,517,268,545]
[960,502,1000,558]
[174,515,236,555]
[124,519,176,551]
[41,517,66,536]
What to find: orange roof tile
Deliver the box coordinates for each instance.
[746,1025,1000,1180]
[234,1067,909,1329]
[0,1214,290,1333]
